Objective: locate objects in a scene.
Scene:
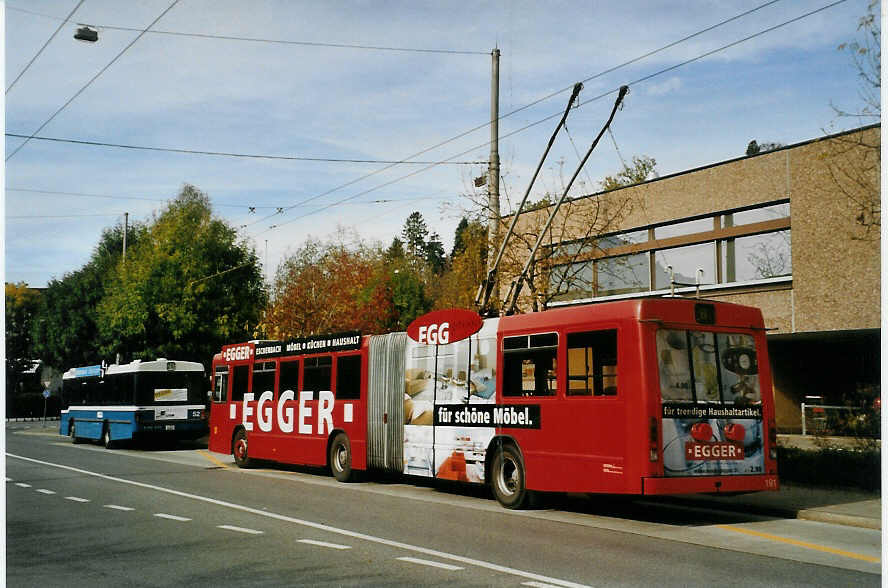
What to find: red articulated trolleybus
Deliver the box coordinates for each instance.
[208,298,778,508]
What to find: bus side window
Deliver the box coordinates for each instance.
[336,355,361,399]
[213,367,229,403]
[567,330,618,396]
[231,365,249,402]
[252,361,277,397]
[279,360,300,397]
[503,333,558,397]
[304,356,332,392]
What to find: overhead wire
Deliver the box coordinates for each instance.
[2,133,486,165]
[238,0,793,230]
[250,0,849,238]
[6,0,182,162]
[6,0,86,94]
[6,4,488,55]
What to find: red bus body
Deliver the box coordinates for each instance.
[209,299,778,507]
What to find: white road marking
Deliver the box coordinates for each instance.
[7,453,591,588]
[298,539,351,550]
[36,489,56,495]
[105,504,135,511]
[397,556,464,571]
[15,483,31,488]
[524,582,565,588]
[65,496,90,503]
[154,513,191,522]
[218,525,263,535]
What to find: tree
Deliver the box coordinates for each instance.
[6,282,41,380]
[600,155,657,191]
[833,0,880,122]
[822,0,880,239]
[267,229,394,336]
[434,219,488,309]
[424,232,446,275]
[32,220,147,369]
[401,211,429,270]
[97,185,265,365]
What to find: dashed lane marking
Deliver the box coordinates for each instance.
[7,453,591,588]
[65,496,90,503]
[15,483,31,488]
[105,504,135,511]
[154,513,191,522]
[36,489,56,495]
[218,525,263,535]
[298,539,351,550]
[396,556,464,571]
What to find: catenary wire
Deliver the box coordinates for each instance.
[237,0,793,230]
[6,0,86,93]
[250,0,850,238]
[2,134,486,165]
[5,4,488,55]
[6,0,182,162]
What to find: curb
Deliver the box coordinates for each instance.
[796,508,881,530]
[657,496,881,531]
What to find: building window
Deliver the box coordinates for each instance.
[598,252,649,296]
[546,201,790,301]
[654,242,716,290]
[723,230,791,282]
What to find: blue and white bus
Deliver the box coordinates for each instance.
[60,359,208,448]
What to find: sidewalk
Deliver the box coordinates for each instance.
[662,481,881,530]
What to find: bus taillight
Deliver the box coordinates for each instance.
[649,417,659,462]
[768,419,778,460]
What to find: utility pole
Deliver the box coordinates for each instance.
[122,211,128,264]
[486,48,501,303]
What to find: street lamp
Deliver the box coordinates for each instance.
[74,25,98,43]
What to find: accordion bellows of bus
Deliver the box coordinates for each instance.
[208,298,779,509]
[60,358,208,448]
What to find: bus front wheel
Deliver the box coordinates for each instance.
[232,428,253,468]
[491,444,529,509]
[329,433,353,482]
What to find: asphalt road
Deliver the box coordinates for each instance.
[5,422,881,587]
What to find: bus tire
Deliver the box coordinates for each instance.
[232,428,253,468]
[102,426,114,449]
[491,443,529,509]
[329,433,353,482]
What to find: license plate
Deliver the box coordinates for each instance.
[165,425,175,431]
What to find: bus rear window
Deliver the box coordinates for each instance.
[657,329,760,405]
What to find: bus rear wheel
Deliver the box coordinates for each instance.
[491,444,529,509]
[329,433,353,482]
[232,428,253,468]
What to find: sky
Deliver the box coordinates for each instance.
[3,0,879,289]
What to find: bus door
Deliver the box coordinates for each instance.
[559,327,626,492]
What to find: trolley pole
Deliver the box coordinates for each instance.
[486,48,501,304]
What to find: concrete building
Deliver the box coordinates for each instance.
[503,124,880,433]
